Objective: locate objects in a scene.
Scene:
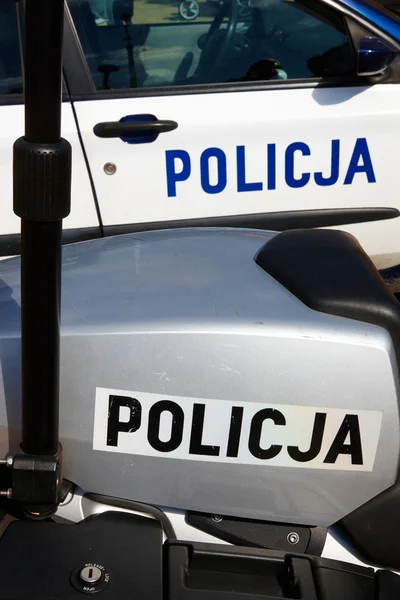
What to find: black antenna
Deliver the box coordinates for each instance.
[0,0,71,518]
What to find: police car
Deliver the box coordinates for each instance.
[2,0,400,269]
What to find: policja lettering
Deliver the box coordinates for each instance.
[105,395,364,467]
[165,138,375,197]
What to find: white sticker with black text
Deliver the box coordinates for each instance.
[93,387,383,471]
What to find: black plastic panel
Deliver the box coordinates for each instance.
[0,513,399,599]
[255,228,400,366]
[333,476,400,570]
[166,541,400,600]
[186,511,326,555]
[0,511,163,599]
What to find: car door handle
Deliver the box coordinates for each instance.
[93,119,178,139]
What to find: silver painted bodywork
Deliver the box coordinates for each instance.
[0,228,398,526]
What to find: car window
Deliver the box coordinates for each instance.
[0,1,23,98]
[67,0,355,92]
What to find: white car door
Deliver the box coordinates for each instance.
[0,0,101,258]
[64,0,400,267]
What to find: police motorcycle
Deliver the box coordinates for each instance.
[2,0,400,598]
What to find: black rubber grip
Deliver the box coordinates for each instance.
[13,137,72,222]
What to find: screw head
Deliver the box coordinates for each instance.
[211,514,223,523]
[104,162,117,175]
[287,532,300,545]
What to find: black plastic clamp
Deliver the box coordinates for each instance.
[2,446,67,518]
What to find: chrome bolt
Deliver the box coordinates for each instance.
[0,489,12,499]
[104,162,117,175]
[211,514,223,523]
[287,532,300,545]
